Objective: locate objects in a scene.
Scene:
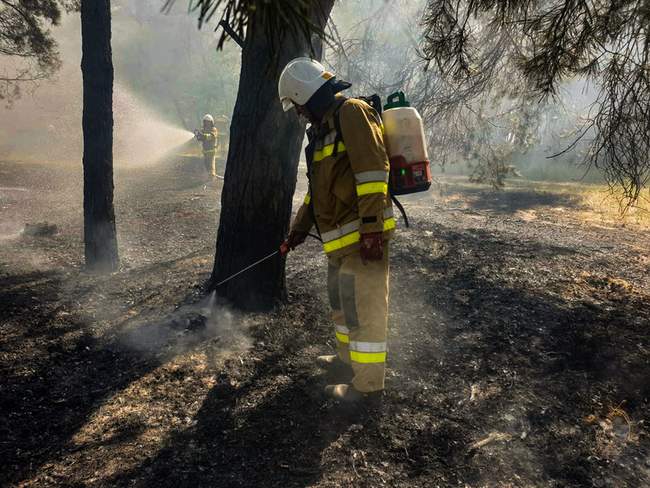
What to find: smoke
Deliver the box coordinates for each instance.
[112,87,195,165]
[0,10,195,167]
[0,221,24,242]
[327,0,604,184]
[120,292,252,357]
[0,74,193,167]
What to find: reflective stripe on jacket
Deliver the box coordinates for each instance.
[291,96,394,258]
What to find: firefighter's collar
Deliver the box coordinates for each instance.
[320,94,347,128]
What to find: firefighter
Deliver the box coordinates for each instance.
[194,114,219,177]
[279,58,395,405]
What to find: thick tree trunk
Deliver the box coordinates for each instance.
[81,0,119,272]
[211,1,334,310]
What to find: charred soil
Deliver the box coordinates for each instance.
[1,159,649,487]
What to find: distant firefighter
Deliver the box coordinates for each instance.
[194,114,219,177]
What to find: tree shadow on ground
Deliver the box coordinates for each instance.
[0,272,137,484]
[401,182,584,215]
[0,266,225,486]
[107,344,359,487]
[4,215,647,487]
[386,221,649,486]
[457,187,584,214]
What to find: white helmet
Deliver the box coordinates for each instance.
[202,114,214,124]
[278,57,334,112]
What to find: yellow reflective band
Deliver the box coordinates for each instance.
[350,351,387,364]
[335,332,350,344]
[356,182,388,197]
[383,217,396,232]
[380,124,386,135]
[322,217,397,254]
[304,193,311,205]
[313,142,346,162]
[323,230,360,253]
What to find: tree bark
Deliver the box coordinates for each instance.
[211,1,335,310]
[81,0,119,272]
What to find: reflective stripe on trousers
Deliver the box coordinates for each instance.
[349,340,387,363]
[335,324,350,344]
[327,245,390,393]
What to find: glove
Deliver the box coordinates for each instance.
[280,230,308,255]
[360,232,383,263]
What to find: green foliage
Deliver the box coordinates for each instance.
[327,0,538,188]
[162,0,324,50]
[0,0,77,106]
[421,0,650,208]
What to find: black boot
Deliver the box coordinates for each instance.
[324,384,383,409]
[316,354,354,383]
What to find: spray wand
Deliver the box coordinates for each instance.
[213,234,320,288]
[213,250,281,287]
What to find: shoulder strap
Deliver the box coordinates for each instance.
[331,98,347,158]
[359,94,383,118]
[304,127,322,238]
[332,95,382,155]
[330,96,410,229]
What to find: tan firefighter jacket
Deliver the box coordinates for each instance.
[198,127,219,154]
[291,96,395,258]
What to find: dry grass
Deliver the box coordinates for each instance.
[432,174,650,228]
[521,180,650,228]
[577,187,650,227]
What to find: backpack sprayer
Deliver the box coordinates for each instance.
[216,91,431,286]
[331,91,432,226]
[381,92,432,196]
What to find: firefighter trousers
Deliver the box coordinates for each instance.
[327,245,390,393]
[203,151,216,177]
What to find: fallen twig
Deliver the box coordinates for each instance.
[468,431,512,454]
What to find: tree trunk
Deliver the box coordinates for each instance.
[211,1,334,310]
[81,0,119,272]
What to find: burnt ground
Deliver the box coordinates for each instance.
[1,157,649,487]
